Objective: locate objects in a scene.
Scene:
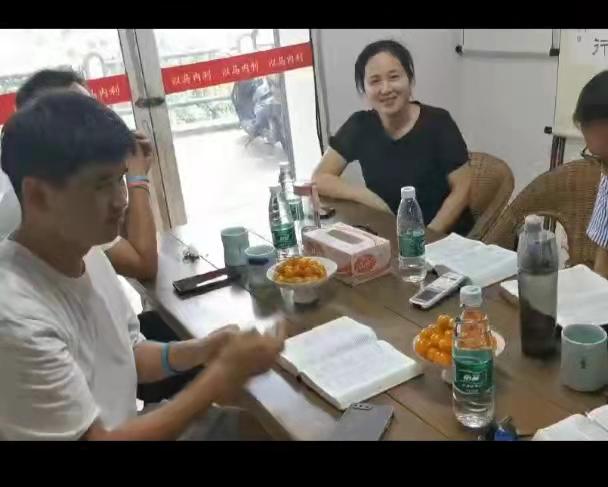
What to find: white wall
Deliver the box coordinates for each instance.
[317,29,575,197]
[457,55,558,195]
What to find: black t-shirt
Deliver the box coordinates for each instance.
[329,103,474,236]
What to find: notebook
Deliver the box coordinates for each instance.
[533,405,608,441]
[500,264,608,328]
[424,233,517,288]
[277,316,423,410]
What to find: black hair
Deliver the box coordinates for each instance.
[15,68,87,109]
[354,40,415,94]
[573,70,608,126]
[1,91,135,201]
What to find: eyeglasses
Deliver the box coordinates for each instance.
[581,146,606,165]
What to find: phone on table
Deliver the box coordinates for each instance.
[172,268,238,297]
[326,403,394,441]
[409,271,467,309]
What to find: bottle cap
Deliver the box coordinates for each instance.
[460,285,483,307]
[401,186,416,199]
[269,185,282,195]
[524,214,543,231]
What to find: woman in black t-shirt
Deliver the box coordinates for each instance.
[312,40,474,236]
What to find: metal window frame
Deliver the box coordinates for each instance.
[310,29,330,152]
[118,29,187,231]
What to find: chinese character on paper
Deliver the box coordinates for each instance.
[592,38,608,56]
[241,63,250,75]
[109,86,117,96]
[295,53,304,63]
[99,87,109,100]
[182,73,191,85]
[222,66,231,78]
[278,56,286,67]
[202,70,211,82]
[193,72,202,83]
[268,58,277,68]
[250,61,259,73]
[287,55,295,65]
[232,64,241,76]
[172,76,181,86]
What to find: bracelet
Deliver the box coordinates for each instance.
[161,342,180,376]
[127,182,150,192]
[126,175,150,184]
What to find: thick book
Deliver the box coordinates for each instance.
[277,316,423,410]
[533,405,608,441]
[500,264,608,328]
[425,233,517,288]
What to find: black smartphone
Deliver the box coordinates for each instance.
[172,268,238,296]
[326,403,394,441]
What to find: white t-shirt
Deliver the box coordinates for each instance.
[0,239,145,440]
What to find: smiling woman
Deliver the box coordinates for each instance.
[312,39,474,236]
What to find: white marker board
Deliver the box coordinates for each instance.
[554,29,608,139]
[459,29,554,56]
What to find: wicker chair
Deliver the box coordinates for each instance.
[483,159,602,268]
[466,152,515,240]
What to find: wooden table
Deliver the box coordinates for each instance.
[137,199,606,440]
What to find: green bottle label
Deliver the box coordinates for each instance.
[271,223,297,250]
[453,356,493,394]
[288,200,304,221]
[399,229,425,258]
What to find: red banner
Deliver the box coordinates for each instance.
[161,42,313,94]
[0,92,16,127]
[0,42,313,125]
[87,74,131,105]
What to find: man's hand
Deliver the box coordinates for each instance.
[213,322,287,401]
[127,130,154,176]
[195,324,240,365]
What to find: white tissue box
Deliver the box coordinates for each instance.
[302,223,391,286]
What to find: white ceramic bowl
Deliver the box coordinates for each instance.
[412,331,506,384]
[266,256,337,304]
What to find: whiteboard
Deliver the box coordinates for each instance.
[460,29,554,56]
[554,29,608,138]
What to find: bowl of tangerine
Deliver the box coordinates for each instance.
[267,256,337,304]
[413,314,505,384]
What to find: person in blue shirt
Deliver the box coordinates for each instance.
[574,71,608,278]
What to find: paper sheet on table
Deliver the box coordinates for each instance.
[425,233,517,288]
[500,265,608,327]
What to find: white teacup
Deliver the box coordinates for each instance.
[561,324,608,392]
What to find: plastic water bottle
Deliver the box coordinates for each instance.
[278,161,304,224]
[268,185,299,260]
[293,181,321,240]
[517,215,558,357]
[397,186,427,283]
[452,286,495,429]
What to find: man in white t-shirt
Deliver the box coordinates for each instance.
[1,68,157,281]
[0,91,285,440]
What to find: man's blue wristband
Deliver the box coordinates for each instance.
[161,342,180,376]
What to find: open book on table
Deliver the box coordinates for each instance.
[533,405,608,441]
[277,316,423,410]
[424,233,518,288]
[500,264,608,328]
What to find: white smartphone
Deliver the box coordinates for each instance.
[409,271,468,309]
